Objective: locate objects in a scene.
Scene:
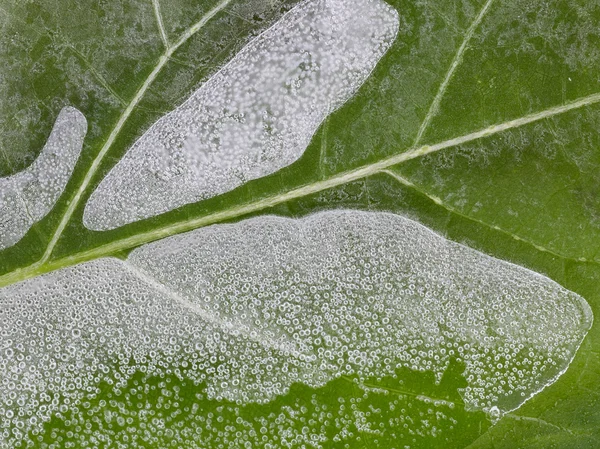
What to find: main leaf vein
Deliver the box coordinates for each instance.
[2,89,600,287]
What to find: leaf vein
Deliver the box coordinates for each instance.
[414,0,495,146]
[3,90,600,287]
[503,413,576,435]
[152,0,170,49]
[37,0,233,265]
[66,45,127,106]
[379,169,573,261]
[125,261,309,359]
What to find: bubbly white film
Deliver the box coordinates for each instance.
[84,0,399,230]
[0,107,86,250]
[0,211,591,446]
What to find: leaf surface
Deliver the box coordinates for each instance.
[84,0,399,230]
[0,107,85,250]
[1,0,599,447]
[0,211,591,447]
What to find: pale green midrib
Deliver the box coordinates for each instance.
[38,0,233,265]
[413,0,494,146]
[2,90,600,288]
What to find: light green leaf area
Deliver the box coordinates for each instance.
[0,0,599,447]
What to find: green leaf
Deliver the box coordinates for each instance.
[1,0,599,447]
[0,107,86,250]
[1,211,592,448]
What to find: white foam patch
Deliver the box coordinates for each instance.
[0,107,86,250]
[0,210,592,446]
[83,0,400,230]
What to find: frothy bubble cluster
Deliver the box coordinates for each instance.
[83,0,400,230]
[0,210,592,447]
[0,107,86,250]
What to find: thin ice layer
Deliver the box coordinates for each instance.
[130,210,593,413]
[0,211,592,447]
[0,107,86,250]
[0,258,316,448]
[83,0,400,230]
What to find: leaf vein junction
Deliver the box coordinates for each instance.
[3,90,600,288]
[152,0,170,49]
[379,169,570,261]
[38,0,233,265]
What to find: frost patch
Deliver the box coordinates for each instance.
[83,0,400,230]
[0,107,86,250]
[0,210,591,446]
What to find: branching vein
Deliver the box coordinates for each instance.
[379,169,569,260]
[3,89,600,288]
[66,45,127,106]
[127,262,308,359]
[38,0,232,264]
[504,413,576,435]
[152,0,170,49]
[2,0,600,288]
[414,0,494,146]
